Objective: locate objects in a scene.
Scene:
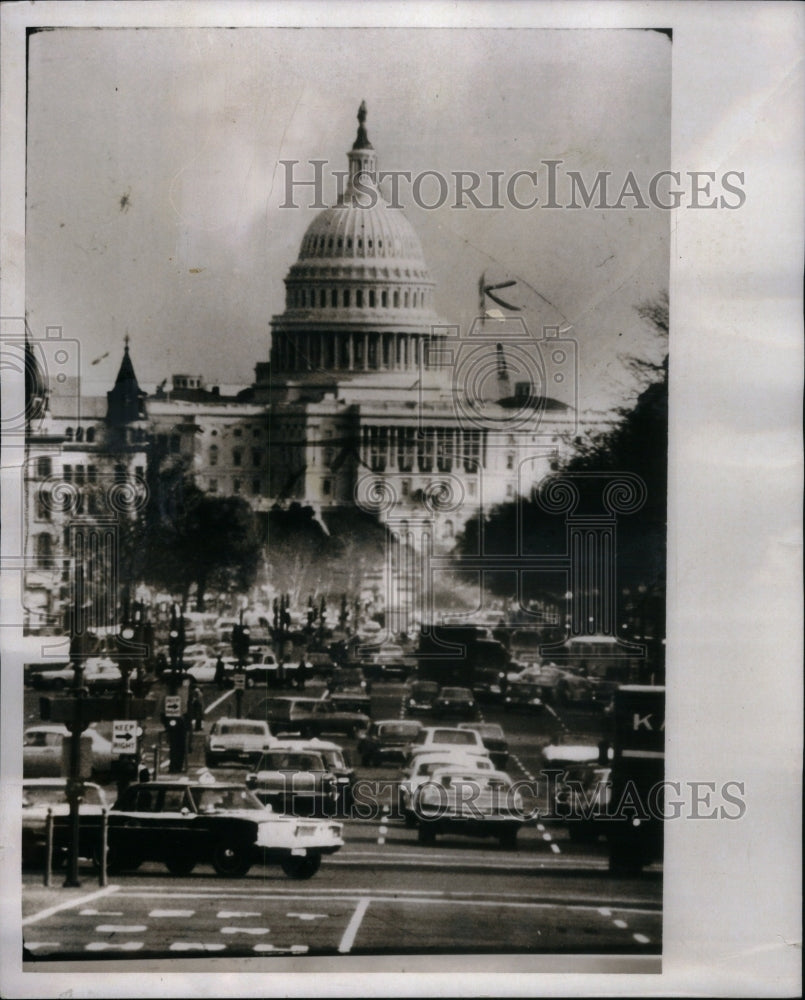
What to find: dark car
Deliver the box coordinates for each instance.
[357,719,423,766]
[329,666,371,695]
[471,667,506,703]
[433,686,478,720]
[503,680,545,713]
[104,778,343,879]
[457,722,509,770]
[22,779,108,868]
[249,696,370,738]
[360,644,411,681]
[405,680,440,715]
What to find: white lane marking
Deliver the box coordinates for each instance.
[254,944,309,954]
[95,924,147,933]
[150,909,195,918]
[536,823,545,831]
[86,941,143,952]
[287,912,327,921]
[205,690,233,714]
[79,909,123,916]
[169,942,226,952]
[220,926,270,935]
[338,898,370,954]
[613,919,628,929]
[217,910,261,919]
[542,832,552,841]
[23,884,120,927]
[24,942,61,950]
[377,838,386,845]
[550,843,561,854]
[598,907,612,916]
[633,933,651,944]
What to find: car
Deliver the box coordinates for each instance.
[83,658,124,693]
[471,667,507,703]
[361,643,410,681]
[103,777,344,879]
[305,650,336,679]
[413,767,526,849]
[433,686,478,719]
[25,661,71,689]
[23,724,114,782]
[357,719,423,766]
[396,751,497,826]
[503,680,545,713]
[405,680,440,714]
[541,742,611,767]
[328,691,372,716]
[246,739,354,815]
[184,658,220,684]
[553,764,612,842]
[249,696,370,738]
[22,778,108,868]
[28,663,76,691]
[457,722,509,770]
[204,718,274,768]
[405,726,491,764]
[329,666,370,694]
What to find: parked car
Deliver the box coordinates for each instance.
[357,719,423,766]
[413,766,526,849]
[397,751,496,826]
[405,726,491,764]
[405,680,440,714]
[204,717,274,768]
[103,777,343,879]
[457,722,509,770]
[24,661,71,689]
[23,724,114,782]
[22,778,108,868]
[249,697,370,738]
[433,686,478,720]
[246,738,354,815]
[28,663,76,691]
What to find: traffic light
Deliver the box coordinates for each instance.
[231,622,251,663]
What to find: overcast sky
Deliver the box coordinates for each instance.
[26,27,670,411]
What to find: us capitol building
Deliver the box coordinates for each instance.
[23,105,585,630]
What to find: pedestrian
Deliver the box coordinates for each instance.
[296,656,307,690]
[190,683,205,732]
[214,655,225,689]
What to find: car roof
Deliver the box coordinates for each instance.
[429,767,511,782]
[268,739,341,752]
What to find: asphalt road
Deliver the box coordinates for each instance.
[21,676,662,961]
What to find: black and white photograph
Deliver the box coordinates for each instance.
[0,2,801,997]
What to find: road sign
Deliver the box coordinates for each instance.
[164,695,182,718]
[233,672,246,691]
[112,719,138,757]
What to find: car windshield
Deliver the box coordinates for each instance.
[219,723,266,736]
[432,730,476,745]
[441,688,472,699]
[191,786,264,813]
[258,752,325,771]
[24,730,63,747]
[319,749,346,769]
[378,722,421,738]
[469,724,503,739]
[411,683,439,696]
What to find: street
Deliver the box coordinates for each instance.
[21,676,662,960]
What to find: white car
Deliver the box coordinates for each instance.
[405,726,491,764]
[204,717,274,768]
[22,778,108,867]
[414,766,526,849]
[23,724,114,781]
[397,750,496,826]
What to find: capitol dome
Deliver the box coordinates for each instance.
[271,103,440,377]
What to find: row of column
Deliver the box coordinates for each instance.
[359,425,485,473]
[271,330,430,373]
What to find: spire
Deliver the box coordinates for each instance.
[106,338,147,424]
[352,100,373,150]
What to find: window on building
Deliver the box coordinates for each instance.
[381,290,388,307]
[209,445,218,466]
[87,465,97,483]
[209,478,218,492]
[398,427,416,472]
[75,427,84,442]
[252,479,261,495]
[135,465,144,480]
[356,289,363,308]
[331,288,338,307]
[322,478,332,495]
[506,453,515,470]
[417,429,434,472]
[252,449,262,466]
[65,427,73,441]
[401,478,411,497]
[62,559,70,583]
[343,289,350,308]
[393,290,399,308]
[63,465,72,482]
[443,519,455,540]
[115,464,126,485]
[35,533,52,568]
[74,465,85,484]
[36,490,50,521]
[234,428,242,437]
[232,449,242,467]
[36,457,52,478]
[506,484,514,499]
[369,289,375,307]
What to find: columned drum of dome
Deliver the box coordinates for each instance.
[270,104,440,378]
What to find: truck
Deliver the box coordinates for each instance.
[605,684,665,874]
